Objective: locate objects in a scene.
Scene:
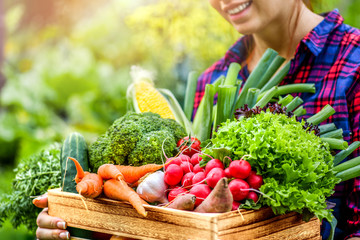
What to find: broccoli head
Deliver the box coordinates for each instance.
[89,112,187,171]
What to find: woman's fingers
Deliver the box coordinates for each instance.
[36,227,70,240]
[37,208,67,230]
[33,193,49,208]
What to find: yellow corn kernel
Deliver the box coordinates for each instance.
[134,81,175,120]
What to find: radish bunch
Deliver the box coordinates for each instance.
[164,137,264,210]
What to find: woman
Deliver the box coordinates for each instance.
[35,0,360,239]
[194,0,360,239]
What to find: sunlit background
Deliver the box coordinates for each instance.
[0,0,358,238]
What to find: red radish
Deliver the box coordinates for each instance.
[177,136,201,157]
[192,172,206,185]
[206,168,226,189]
[168,187,188,202]
[182,172,195,189]
[224,168,232,178]
[228,179,249,201]
[247,192,259,202]
[164,164,183,185]
[165,157,182,170]
[189,184,211,206]
[232,201,241,211]
[178,154,191,162]
[229,160,251,179]
[246,171,263,189]
[190,153,202,165]
[180,161,193,174]
[205,159,224,175]
[193,164,204,173]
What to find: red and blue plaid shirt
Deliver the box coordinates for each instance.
[194,9,360,239]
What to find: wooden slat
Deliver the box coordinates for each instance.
[48,189,321,240]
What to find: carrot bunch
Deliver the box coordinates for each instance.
[69,158,167,217]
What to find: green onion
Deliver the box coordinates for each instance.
[255,86,278,108]
[333,156,360,173]
[319,123,337,135]
[320,129,343,139]
[321,137,348,150]
[245,88,260,109]
[258,83,315,100]
[184,71,199,121]
[335,163,360,182]
[285,96,303,112]
[259,61,291,94]
[293,106,306,117]
[213,86,237,133]
[307,105,336,125]
[257,55,286,90]
[278,94,294,107]
[224,62,241,86]
[235,48,278,109]
[159,88,193,135]
[192,84,216,142]
[334,141,360,165]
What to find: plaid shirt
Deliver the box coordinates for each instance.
[193,9,360,239]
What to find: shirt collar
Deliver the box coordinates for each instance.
[301,9,344,56]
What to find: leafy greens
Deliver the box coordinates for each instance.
[0,144,61,232]
[204,111,340,221]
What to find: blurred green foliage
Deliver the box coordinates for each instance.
[0,0,359,238]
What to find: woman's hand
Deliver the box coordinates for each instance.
[33,194,70,240]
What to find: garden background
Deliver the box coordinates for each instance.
[0,0,359,239]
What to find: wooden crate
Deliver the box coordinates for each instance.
[48,188,321,240]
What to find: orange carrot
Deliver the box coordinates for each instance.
[115,164,165,184]
[68,157,87,183]
[98,164,124,181]
[103,179,147,217]
[68,157,103,198]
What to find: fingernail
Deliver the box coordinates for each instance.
[59,231,70,239]
[57,221,66,229]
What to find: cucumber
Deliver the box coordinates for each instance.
[60,132,89,193]
[60,132,93,239]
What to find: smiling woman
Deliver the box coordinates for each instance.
[194,0,360,239]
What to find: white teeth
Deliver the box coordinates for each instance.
[227,2,251,15]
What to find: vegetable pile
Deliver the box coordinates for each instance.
[204,108,340,221]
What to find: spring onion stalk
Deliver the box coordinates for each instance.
[293,106,306,117]
[229,79,243,118]
[320,129,343,139]
[213,75,226,90]
[192,84,216,142]
[278,94,294,107]
[319,123,337,135]
[245,88,260,109]
[333,141,360,165]
[224,62,241,86]
[184,71,199,121]
[321,137,348,150]
[235,48,278,109]
[333,156,360,173]
[254,86,278,108]
[307,104,336,125]
[285,97,303,112]
[213,86,237,133]
[257,55,286,90]
[259,61,291,94]
[258,83,315,100]
[335,163,360,182]
[159,89,193,135]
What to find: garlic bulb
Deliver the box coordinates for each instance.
[136,171,168,204]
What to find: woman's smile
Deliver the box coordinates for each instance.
[225,0,253,21]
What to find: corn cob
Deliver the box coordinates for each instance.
[129,66,176,120]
